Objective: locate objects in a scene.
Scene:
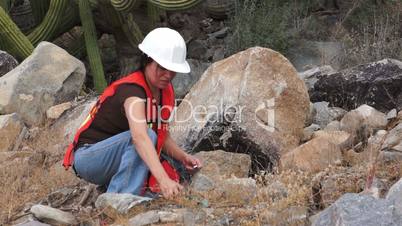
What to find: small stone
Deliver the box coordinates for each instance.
[158,210,183,223]
[208,27,229,39]
[190,173,215,192]
[46,102,72,119]
[30,204,78,225]
[386,109,397,120]
[128,210,159,226]
[95,193,152,214]
[302,124,320,142]
[14,220,51,226]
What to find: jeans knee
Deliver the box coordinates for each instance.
[147,128,157,145]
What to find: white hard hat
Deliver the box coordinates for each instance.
[138,27,191,73]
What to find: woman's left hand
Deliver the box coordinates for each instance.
[182,154,203,171]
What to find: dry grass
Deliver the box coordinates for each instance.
[0,126,79,225]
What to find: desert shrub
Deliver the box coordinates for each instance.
[340,1,402,67]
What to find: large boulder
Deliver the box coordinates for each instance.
[0,42,86,126]
[51,98,97,151]
[0,50,18,77]
[0,113,25,152]
[170,47,310,170]
[313,193,401,226]
[310,58,402,112]
[386,178,402,216]
[281,132,348,173]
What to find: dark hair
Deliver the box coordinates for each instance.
[138,53,153,72]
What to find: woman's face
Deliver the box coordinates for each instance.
[145,60,176,90]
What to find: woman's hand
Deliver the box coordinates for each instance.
[182,154,203,172]
[159,177,183,198]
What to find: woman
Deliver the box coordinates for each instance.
[63,28,202,198]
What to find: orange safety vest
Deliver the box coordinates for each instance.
[62,71,179,193]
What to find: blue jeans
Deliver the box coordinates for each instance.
[73,128,157,195]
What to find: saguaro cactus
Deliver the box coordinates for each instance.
[29,0,51,25]
[27,0,69,45]
[79,0,107,92]
[0,6,34,60]
[148,0,202,10]
[110,0,139,12]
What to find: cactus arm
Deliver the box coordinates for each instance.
[148,0,202,11]
[147,1,165,27]
[29,0,50,25]
[54,1,80,38]
[0,0,12,12]
[98,1,143,48]
[120,12,143,46]
[27,0,68,45]
[79,0,107,92]
[0,6,34,60]
[110,0,138,12]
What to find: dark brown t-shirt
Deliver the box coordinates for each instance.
[76,84,148,148]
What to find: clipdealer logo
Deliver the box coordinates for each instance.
[126,97,275,132]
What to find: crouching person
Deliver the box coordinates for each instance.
[63,28,202,198]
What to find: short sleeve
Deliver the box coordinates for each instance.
[115,84,147,107]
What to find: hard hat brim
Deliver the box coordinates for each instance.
[139,44,191,74]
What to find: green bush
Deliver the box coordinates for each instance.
[226,0,316,56]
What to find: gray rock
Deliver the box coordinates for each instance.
[158,209,185,223]
[382,122,402,152]
[172,59,211,99]
[298,65,336,91]
[171,47,310,171]
[208,27,229,39]
[0,50,18,77]
[313,101,346,128]
[187,39,208,60]
[386,178,402,215]
[302,123,320,142]
[324,120,341,131]
[30,204,78,225]
[128,210,159,226]
[310,58,402,112]
[0,42,85,126]
[0,113,25,152]
[46,102,72,119]
[51,98,97,144]
[212,46,225,62]
[313,193,398,226]
[387,109,398,120]
[191,173,215,191]
[95,193,152,214]
[305,102,316,127]
[14,220,51,226]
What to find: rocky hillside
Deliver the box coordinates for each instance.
[1,41,402,225]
